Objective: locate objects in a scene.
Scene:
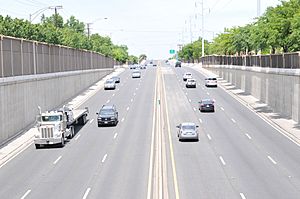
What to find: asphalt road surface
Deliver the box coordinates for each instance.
[0,62,299,199]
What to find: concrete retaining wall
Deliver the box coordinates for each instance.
[0,69,112,144]
[204,65,300,123]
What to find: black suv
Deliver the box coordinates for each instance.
[97,105,118,126]
[175,61,181,67]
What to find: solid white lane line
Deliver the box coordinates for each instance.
[199,118,203,123]
[106,100,110,104]
[240,193,247,199]
[21,190,31,199]
[82,188,91,199]
[245,133,252,140]
[220,107,225,111]
[89,119,94,124]
[219,156,226,165]
[207,134,212,140]
[113,133,118,139]
[102,154,107,163]
[267,156,277,165]
[53,156,62,165]
[121,117,125,122]
[126,107,130,111]
[231,118,236,123]
[75,134,81,141]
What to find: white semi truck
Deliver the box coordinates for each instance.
[34,106,89,149]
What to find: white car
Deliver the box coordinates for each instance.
[205,77,217,87]
[176,122,199,141]
[183,72,192,81]
[104,79,116,90]
[186,79,196,88]
[132,70,141,78]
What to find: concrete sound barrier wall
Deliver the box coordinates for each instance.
[205,65,300,123]
[0,68,112,145]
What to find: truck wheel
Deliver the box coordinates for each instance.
[35,144,40,149]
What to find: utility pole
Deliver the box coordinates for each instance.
[201,0,204,57]
[53,5,63,27]
[87,23,92,39]
[257,0,261,17]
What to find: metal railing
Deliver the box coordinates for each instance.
[200,53,300,69]
[0,35,119,78]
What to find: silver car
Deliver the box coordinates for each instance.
[104,79,116,90]
[132,70,141,78]
[186,78,196,88]
[176,122,199,141]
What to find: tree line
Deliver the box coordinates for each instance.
[0,14,140,64]
[178,0,300,61]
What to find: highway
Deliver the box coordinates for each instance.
[0,62,299,199]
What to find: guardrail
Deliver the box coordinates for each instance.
[0,35,119,78]
[200,53,300,69]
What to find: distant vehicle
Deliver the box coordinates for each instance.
[183,72,192,81]
[176,122,199,141]
[111,76,120,83]
[132,70,141,78]
[175,61,181,67]
[186,79,196,88]
[147,63,153,67]
[129,65,136,69]
[97,105,118,126]
[199,99,215,112]
[153,64,157,67]
[34,106,89,148]
[104,79,116,90]
[140,65,146,69]
[205,77,217,87]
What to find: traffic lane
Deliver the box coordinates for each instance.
[87,68,157,199]
[162,67,238,199]
[177,67,300,198]
[185,67,300,182]
[28,68,153,199]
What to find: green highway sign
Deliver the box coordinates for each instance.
[169,49,175,54]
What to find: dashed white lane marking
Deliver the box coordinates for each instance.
[134,93,136,96]
[126,107,129,111]
[189,99,192,102]
[102,154,108,163]
[131,98,133,102]
[185,92,188,95]
[240,193,247,199]
[245,133,252,140]
[75,134,81,140]
[82,188,91,199]
[112,93,115,97]
[53,156,62,165]
[106,100,110,104]
[231,118,236,123]
[113,133,118,139]
[219,156,226,165]
[121,117,125,122]
[220,107,225,111]
[267,156,277,165]
[136,88,138,90]
[206,92,210,95]
[199,118,203,123]
[89,119,94,124]
[21,190,31,199]
[193,107,196,111]
[207,134,212,140]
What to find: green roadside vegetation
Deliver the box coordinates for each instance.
[178,0,300,61]
[0,14,140,64]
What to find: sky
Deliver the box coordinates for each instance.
[0,0,281,59]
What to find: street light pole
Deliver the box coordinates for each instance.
[86,17,108,39]
[29,5,63,23]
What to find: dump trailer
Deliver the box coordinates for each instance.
[34,106,89,149]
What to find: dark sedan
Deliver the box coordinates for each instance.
[199,99,215,112]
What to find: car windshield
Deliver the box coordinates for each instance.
[42,115,61,122]
[106,79,114,83]
[100,109,114,115]
[188,79,195,82]
[185,73,192,76]
[182,125,195,130]
[202,100,213,104]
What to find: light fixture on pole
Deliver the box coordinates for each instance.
[29,5,63,23]
[86,17,108,38]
